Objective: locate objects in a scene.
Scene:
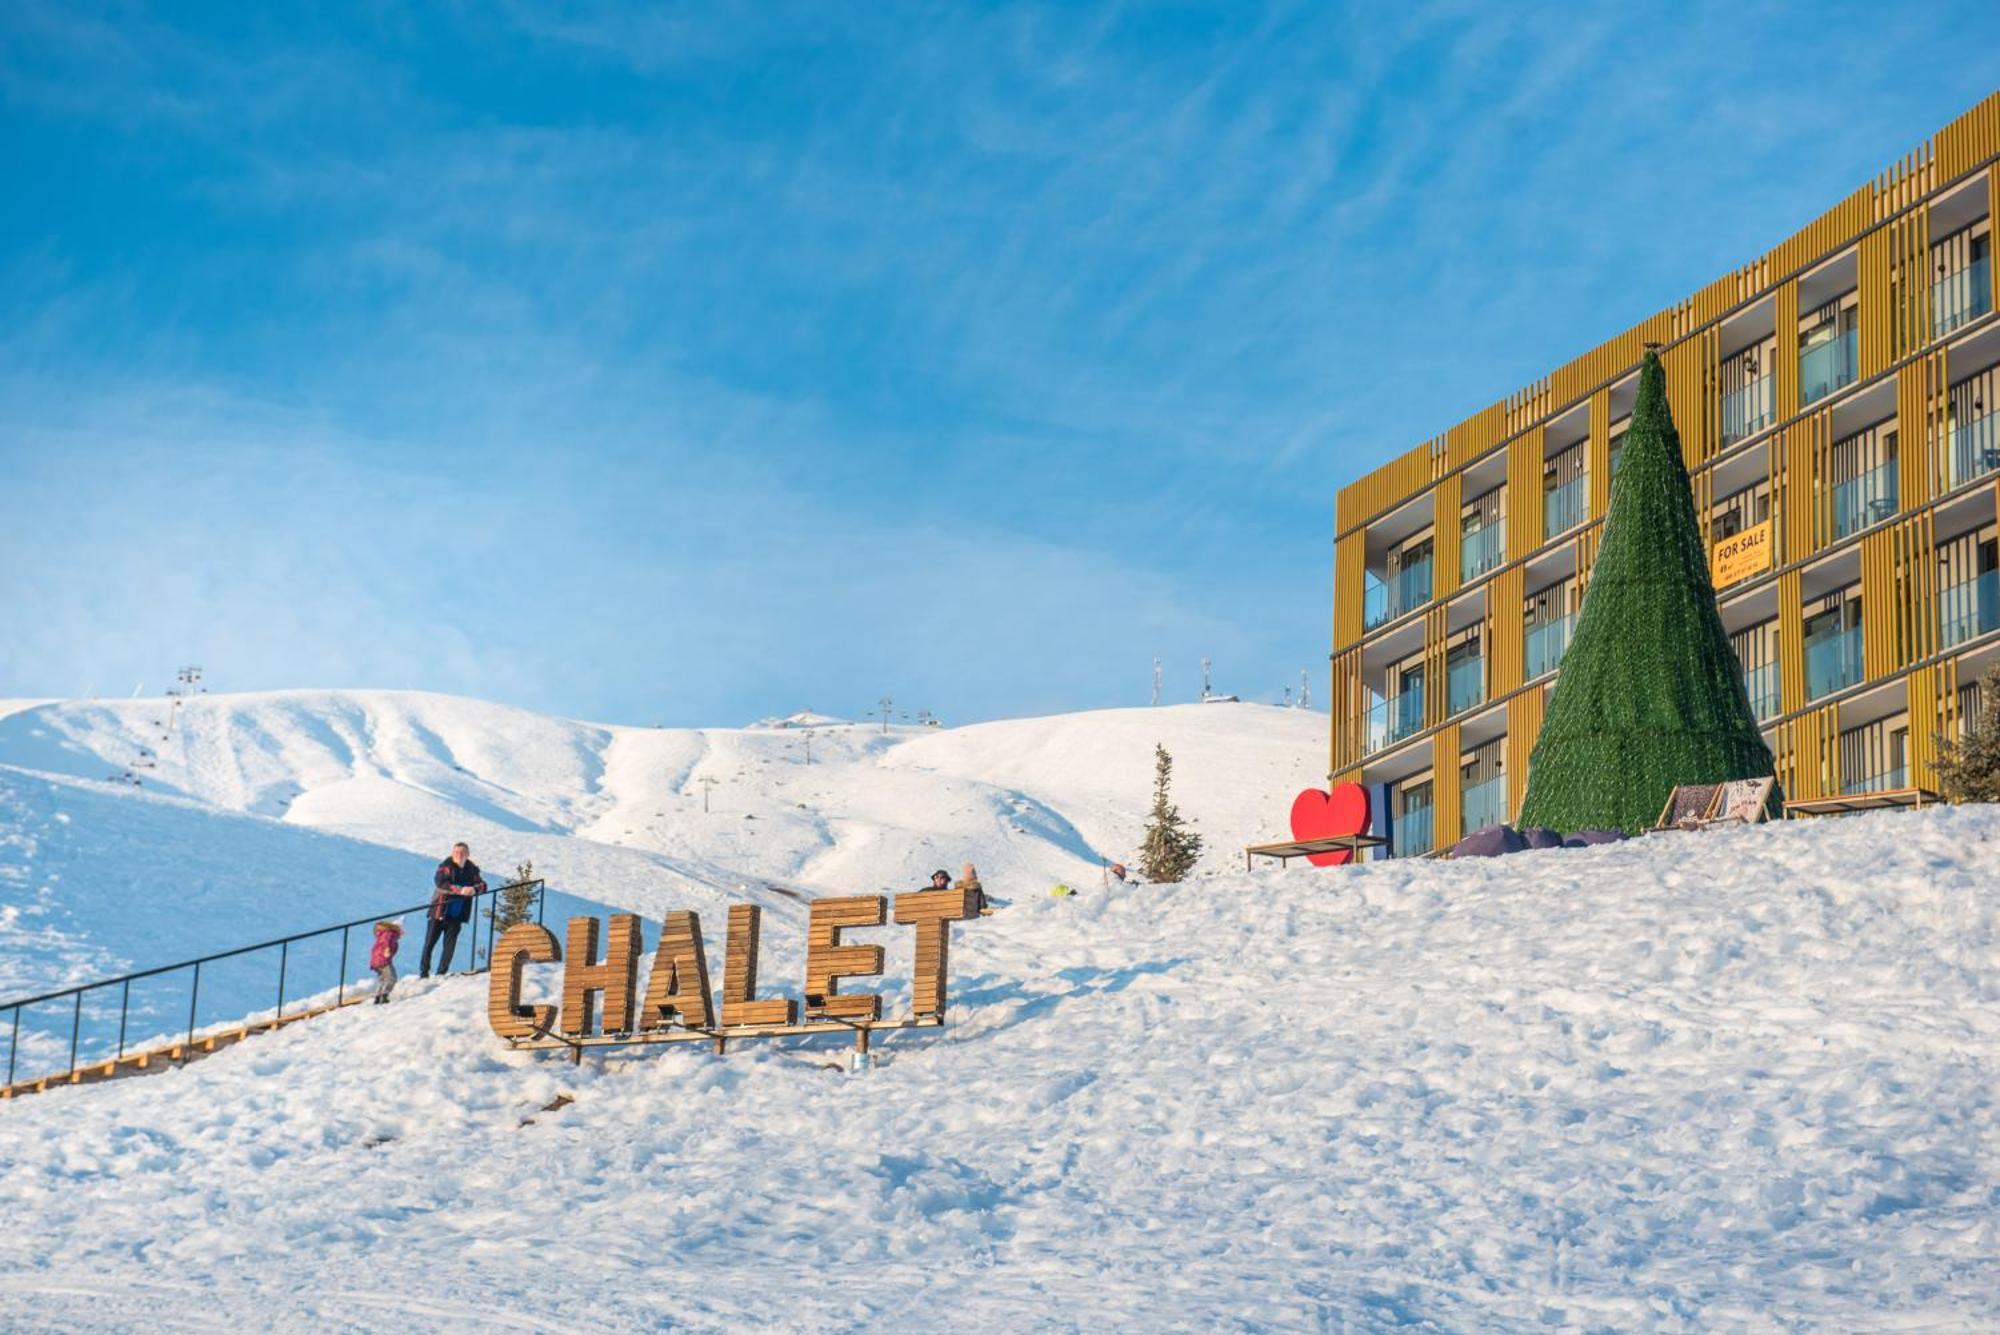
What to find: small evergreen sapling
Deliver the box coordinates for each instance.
[1935,665,2000,803]
[493,860,540,932]
[1139,744,1203,883]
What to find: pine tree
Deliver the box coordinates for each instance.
[492,860,540,932]
[1517,350,1777,834]
[1139,744,1203,882]
[1935,665,2000,803]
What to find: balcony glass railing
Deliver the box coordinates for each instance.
[1804,626,1864,701]
[1941,569,2000,649]
[1741,661,1781,722]
[1721,373,1775,445]
[1358,688,1428,756]
[1524,613,1576,680]
[1943,408,2000,491]
[1933,256,1992,338]
[1842,765,1908,797]
[1446,655,1484,715]
[1460,522,1504,583]
[1362,558,1435,631]
[1392,804,1434,858]
[1461,775,1507,836]
[1800,328,1858,406]
[1543,476,1587,540]
[1830,460,1898,540]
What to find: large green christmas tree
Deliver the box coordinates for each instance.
[1517,349,1776,833]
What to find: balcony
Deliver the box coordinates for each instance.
[1460,521,1504,583]
[1804,625,1864,701]
[1721,374,1776,445]
[1830,460,1898,540]
[1363,557,1434,631]
[1933,256,1992,339]
[1943,407,2000,491]
[1359,687,1429,756]
[1524,613,1576,680]
[1446,654,1485,715]
[1461,774,1507,835]
[1392,803,1434,858]
[1842,764,1908,796]
[1741,661,1781,722]
[1543,476,1588,540]
[1800,329,1858,406]
[1941,569,2000,648]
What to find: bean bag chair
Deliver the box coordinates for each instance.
[1451,824,1527,858]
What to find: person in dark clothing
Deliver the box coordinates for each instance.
[419,842,487,978]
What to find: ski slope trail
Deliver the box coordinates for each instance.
[0,806,1994,1329]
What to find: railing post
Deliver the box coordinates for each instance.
[537,881,546,925]
[185,962,201,1054]
[69,991,82,1080]
[6,1006,16,1085]
[337,925,349,1006]
[276,940,289,1020]
[118,979,131,1058]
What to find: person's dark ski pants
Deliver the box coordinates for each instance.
[419,917,463,977]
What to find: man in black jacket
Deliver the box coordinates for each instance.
[419,842,487,978]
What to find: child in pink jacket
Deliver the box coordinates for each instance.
[369,921,403,1005]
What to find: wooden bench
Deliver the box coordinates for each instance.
[1242,833,1387,871]
[1783,787,1940,819]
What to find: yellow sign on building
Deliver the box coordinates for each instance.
[1711,520,1773,587]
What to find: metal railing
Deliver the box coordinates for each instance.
[1933,256,1992,339]
[3,879,546,1094]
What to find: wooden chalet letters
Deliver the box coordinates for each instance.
[490,891,979,1053]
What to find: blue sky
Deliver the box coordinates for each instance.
[3,3,1996,727]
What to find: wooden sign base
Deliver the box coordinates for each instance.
[505,1014,943,1063]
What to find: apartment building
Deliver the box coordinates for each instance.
[1330,93,2000,857]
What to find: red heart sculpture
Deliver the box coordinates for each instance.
[1289,783,1371,866]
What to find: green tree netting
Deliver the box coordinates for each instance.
[1516,350,1777,834]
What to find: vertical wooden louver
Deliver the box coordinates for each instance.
[1334,530,1366,649]
[1504,688,1547,822]
[1433,474,1463,600]
[1506,430,1544,562]
[1777,570,1807,717]
[1432,722,1462,843]
[1486,566,1525,697]
[1587,391,1613,521]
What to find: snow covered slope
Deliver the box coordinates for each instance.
[1,806,1995,1329]
[0,691,1321,1065]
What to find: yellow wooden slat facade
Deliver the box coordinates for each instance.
[1504,688,1546,820]
[1432,722,1462,843]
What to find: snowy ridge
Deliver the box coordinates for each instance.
[1,803,1996,1329]
[0,691,1321,1007]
